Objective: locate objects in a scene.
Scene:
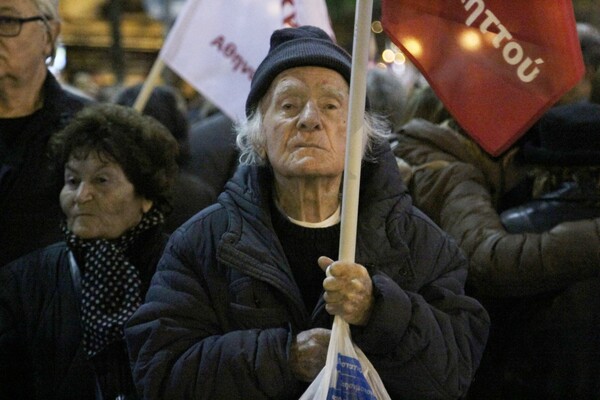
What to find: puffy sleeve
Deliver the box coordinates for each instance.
[124,224,303,400]
[436,162,600,296]
[352,205,490,399]
[394,119,600,297]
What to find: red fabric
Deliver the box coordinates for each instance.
[382,0,584,156]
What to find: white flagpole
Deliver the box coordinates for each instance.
[329,1,377,389]
[338,0,373,263]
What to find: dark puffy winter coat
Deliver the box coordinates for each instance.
[0,227,167,400]
[125,144,490,400]
[0,72,92,267]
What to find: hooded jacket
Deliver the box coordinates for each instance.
[125,144,489,400]
[393,119,600,297]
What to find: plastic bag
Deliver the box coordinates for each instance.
[299,315,391,400]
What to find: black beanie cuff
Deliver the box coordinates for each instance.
[245,26,352,117]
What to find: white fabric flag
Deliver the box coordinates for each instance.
[160,0,333,122]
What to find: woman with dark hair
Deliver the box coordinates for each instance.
[0,103,178,400]
[113,83,217,232]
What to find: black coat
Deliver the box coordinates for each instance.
[125,144,490,400]
[0,72,92,267]
[188,112,238,196]
[0,227,167,400]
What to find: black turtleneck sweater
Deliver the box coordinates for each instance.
[271,203,340,313]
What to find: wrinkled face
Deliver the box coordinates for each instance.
[0,0,54,89]
[60,151,152,240]
[261,66,349,179]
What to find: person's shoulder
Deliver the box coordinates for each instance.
[1,242,68,284]
[162,202,231,265]
[175,172,217,201]
[190,112,234,134]
[396,118,477,162]
[396,201,449,237]
[4,242,66,265]
[165,173,218,233]
[60,85,95,112]
[189,112,236,148]
[45,72,94,109]
[171,201,229,238]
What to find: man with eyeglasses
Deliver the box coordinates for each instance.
[0,0,92,268]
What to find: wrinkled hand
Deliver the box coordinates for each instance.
[318,256,374,326]
[289,328,331,382]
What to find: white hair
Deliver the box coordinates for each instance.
[28,0,60,63]
[30,0,60,21]
[235,107,391,166]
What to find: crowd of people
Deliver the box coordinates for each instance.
[1,0,599,399]
[392,22,600,400]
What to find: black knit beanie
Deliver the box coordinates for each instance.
[245,25,352,117]
[519,102,600,166]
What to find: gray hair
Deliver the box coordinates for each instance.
[29,0,60,63]
[235,107,391,166]
[30,0,60,21]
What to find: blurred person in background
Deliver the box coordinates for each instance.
[0,0,92,267]
[114,83,216,232]
[188,109,238,199]
[556,22,600,105]
[394,99,600,399]
[365,66,408,133]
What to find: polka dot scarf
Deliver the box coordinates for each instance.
[64,208,164,359]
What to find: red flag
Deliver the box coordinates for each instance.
[382,0,585,156]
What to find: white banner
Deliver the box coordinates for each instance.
[160,0,334,122]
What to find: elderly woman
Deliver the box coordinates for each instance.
[125,26,489,400]
[0,104,178,400]
[0,0,93,267]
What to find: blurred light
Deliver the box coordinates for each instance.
[382,49,396,63]
[49,43,66,75]
[395,52,406,65]
[371,20,383,34]
[390,62,406,76]
[483,31,496,47]
[142,0,186,23]
[403,37,423,58]
[459,30,482,51]
[388,41,400,52]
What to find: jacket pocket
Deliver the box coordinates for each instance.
[228,277,290,329]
